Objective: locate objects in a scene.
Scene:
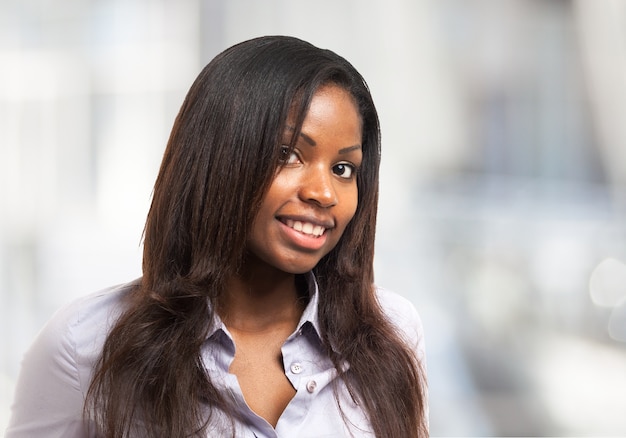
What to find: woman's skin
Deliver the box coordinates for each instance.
[220,84,363,427]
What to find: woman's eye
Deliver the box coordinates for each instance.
[279,146,300,164]
[333,163,356,179]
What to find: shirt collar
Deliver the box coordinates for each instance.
[299,271,346,365]
[296,271,323,337]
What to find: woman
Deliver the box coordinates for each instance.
[6,36,428,437]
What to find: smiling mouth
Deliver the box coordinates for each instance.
[283,219,326,238]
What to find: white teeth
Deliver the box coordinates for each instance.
[284,219,325,237]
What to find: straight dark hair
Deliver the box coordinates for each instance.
[86,35,427,437]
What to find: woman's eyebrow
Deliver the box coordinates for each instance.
[300,132,316,146]
[285,125,316,146]
[285,126,361,153]
[339,144,362,154]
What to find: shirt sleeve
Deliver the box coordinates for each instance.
[5,304,90,437]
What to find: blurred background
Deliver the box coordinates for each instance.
[2,0,626,435]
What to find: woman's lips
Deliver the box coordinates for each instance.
[283,219,326,237]
[277,217,331,251]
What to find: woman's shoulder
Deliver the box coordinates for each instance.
[67,279,139,323]
[44,279,137,341]
[59,279,139,350]
[374,286,426,361]
[374,286,422,326]
[28,279,139,376]
[5,279,140,437]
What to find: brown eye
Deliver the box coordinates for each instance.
[279,146,300,165]
[332,163,356,179]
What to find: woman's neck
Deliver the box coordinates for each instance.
[219,268,306,333]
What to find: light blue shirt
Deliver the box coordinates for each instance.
[6,274,426,437]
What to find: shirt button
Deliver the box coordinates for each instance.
[306,380,317,393]
[290,362,303,374]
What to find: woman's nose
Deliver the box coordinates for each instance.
[298,166,338,208]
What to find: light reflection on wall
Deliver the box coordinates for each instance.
[590,258,626,342]
[1,0,626,435]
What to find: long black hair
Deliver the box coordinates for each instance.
[86,35,427,437]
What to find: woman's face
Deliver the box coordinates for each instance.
[246,84,363,275]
